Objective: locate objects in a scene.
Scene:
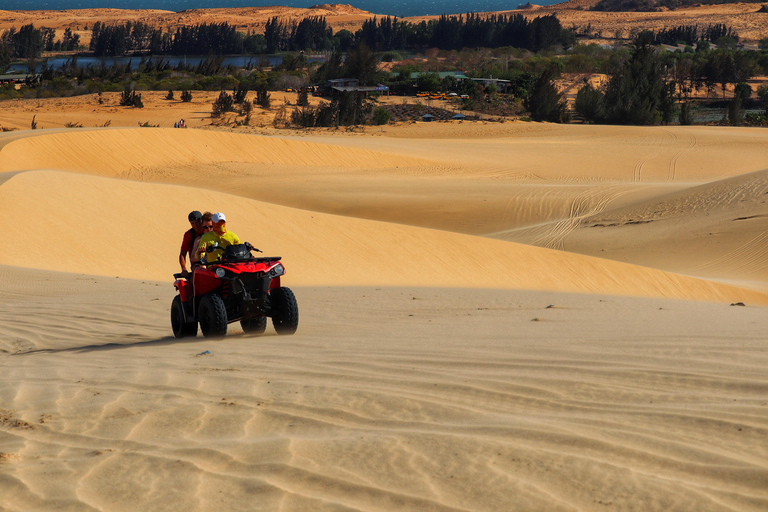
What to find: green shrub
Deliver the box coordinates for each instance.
[119,86,143,108]
[373,106,390,125]
[211,90,234,117]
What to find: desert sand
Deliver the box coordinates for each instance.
[1,89,768,511]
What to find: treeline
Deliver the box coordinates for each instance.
[593,0,762,12]
[89,21,266,57]
[649,23,739,46]
[88,13,573,58]
[263,16,333,53]
[0,24,80,71]
[356,14,575,53]
[571,34,765,126]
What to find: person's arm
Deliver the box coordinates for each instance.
[195,239,209,262]
[191,237,202,265]
[179,231,192,273]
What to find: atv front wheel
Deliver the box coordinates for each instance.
[171,295,198,338]
[241,316,267,334]
[270,287,299,335]
[199,293,228,338]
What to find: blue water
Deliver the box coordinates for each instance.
[6,54,327,72]
[4,0,558,18]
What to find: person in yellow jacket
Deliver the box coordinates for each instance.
[195,212,241,264]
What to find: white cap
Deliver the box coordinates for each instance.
[212,212,226,223]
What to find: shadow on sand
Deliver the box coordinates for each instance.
[11,331,279,356]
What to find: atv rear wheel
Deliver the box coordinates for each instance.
[241,316,267,334]
[171,295,198,338]
[270,287,298,335]
[199,293,228,338]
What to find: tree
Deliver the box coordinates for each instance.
[233,82,248,104]
[256,81,271,109]
[211,90,234,117]
[758,84,768,116]
[296,87,309,106]
[524,68,570,123]
[343,43,379,86]
[416,72,441,93]
[602,37,674,125]
[334,29,354,52]
[574,82,604,123]
[441,74,458,92]
[0,38,11,73]
[119,86,143,108]
[678,101,694,125]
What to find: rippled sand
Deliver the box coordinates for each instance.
[1,124,767,511]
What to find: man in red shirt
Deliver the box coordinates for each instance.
[179,211,204,276]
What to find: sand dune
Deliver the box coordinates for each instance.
[1,124,768,511]
[2,168,764,305]
[557,167,768,280]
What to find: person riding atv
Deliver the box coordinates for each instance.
[195,212,239,264]
[172,240,299,339]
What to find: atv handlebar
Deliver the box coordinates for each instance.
[205,241,262,253]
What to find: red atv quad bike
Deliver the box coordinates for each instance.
[171,243,299,338]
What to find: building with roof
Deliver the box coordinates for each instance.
[324,78,389,96]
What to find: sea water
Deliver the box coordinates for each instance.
[4,0,561,18]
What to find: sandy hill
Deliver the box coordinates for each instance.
[3,1,768,43]
[0,126,766,303]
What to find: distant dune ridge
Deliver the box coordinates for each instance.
[2,79,768,510]
[2,0,768,42]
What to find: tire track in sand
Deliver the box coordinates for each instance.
[531,185,632,251]
[632,131,677,182]
[683,230,768,279]
[666,130,697,182]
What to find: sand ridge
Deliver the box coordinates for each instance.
[3,1,768,43]
[1,125,767,296]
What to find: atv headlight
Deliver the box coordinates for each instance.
[268,263,285,278]
[215,268,226,278]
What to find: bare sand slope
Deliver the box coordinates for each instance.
[2,126,767,289]
[2,169,763,305]
[2,268,767,511]
[552,167,768,282]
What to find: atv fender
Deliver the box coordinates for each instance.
[175,278,192,302]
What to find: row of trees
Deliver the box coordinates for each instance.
[592,0,761,12]
[356,14,575,53]
[86,13,576,57]
[649,23,739,46]
[0,24,80,71]
[263,17,333,53]
[89,21,267,57]
[526,33,768,126]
